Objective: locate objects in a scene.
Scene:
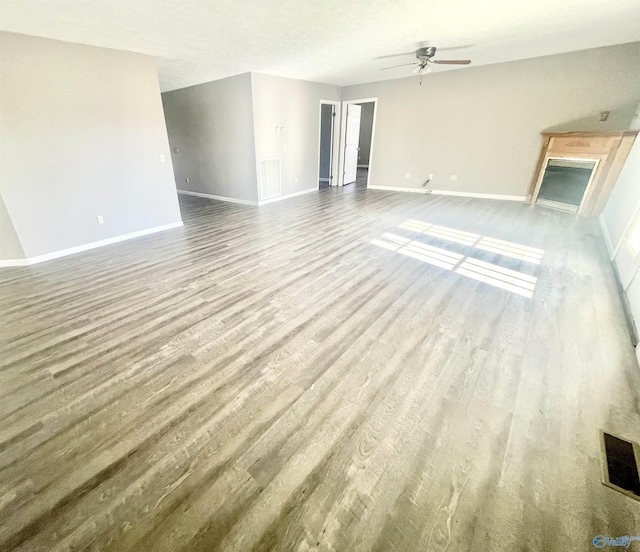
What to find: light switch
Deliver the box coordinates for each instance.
[450,174,458,181]
[160,154,165,163]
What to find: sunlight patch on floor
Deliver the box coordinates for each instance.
[371,233,463,270]
[398,220,480,246]
[371,222,542,298]
[457,258,536,298]
[475,236,544,265]
[397,220,544,265]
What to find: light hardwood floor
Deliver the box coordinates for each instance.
[1,184,639,551]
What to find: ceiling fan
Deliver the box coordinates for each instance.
[380,46,471,82]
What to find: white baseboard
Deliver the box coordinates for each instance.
[367,185,526,202]
[368,185,427,194]
[0,258,30,267]
[258,187,317,206]
[599,214,615,259]
[431,190,527,201]
[177,189,258,206]
[178,187,318,207]
[0,221,183,268]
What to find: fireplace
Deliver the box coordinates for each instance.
[528,131,638,217]
[535,158,597,213]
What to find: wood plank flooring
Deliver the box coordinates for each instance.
[1,183,639,551]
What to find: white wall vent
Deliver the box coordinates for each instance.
[260,158,282,200]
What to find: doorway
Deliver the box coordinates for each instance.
[338,98,377,188]
[317,100,340,188]
[354,102,375,186]
[535,157,598,213]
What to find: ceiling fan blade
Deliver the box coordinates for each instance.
[375,52,418,60]
[434,44,473,51]
[432,59,472,65]
[381,62,419,70]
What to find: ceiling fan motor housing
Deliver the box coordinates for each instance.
[416,46,437,60]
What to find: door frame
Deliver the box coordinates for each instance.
[530,154,603,216]
[337,97,378,188]
[317,100,341,189]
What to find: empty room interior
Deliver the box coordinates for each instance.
[2,1,640,550]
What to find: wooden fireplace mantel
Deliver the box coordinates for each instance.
[527,130,638,217]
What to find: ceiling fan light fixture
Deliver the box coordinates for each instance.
[379,45,472,75]
[413,64,432,75]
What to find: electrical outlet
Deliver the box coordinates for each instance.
[429,173,434,180]
[599,111,610,122]
[159,154,166,163]
[97,215,104,224]
[450,174,458,181]
[425,189,433,195]
[185,177,190,184]
[405,173,411,179]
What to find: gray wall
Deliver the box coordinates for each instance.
[251,73,342,196]
[357,102,375,166]
[343,42,640,196]
[0,195,25,260]
[0,32,182,259]
[162,73,258,202]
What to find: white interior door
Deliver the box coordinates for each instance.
[614,211,640,290]
[343,104,361,185]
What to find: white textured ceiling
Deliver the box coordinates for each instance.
[1,0,639,92]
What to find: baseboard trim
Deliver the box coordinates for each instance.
[258,188,317,206]
[0,221,184,267]
[0,258,30,267]
[611,259,639,347]
[367,185,526,201]
[357,165,369,168]
[178,187,318,207]
[431,190,527,201]
[177,189,258,206]
[368,185,427,194]
[600,214,615,259]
